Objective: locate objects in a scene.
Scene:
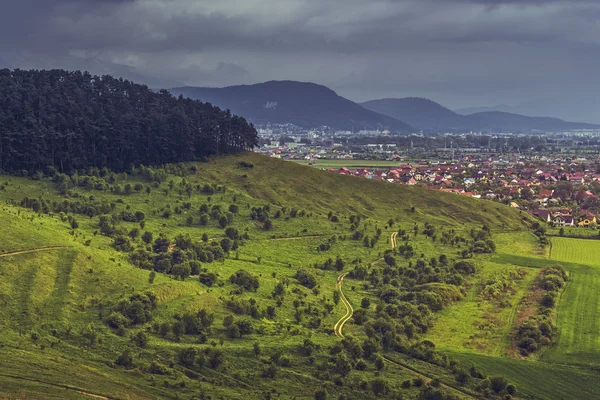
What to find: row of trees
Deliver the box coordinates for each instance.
[0,69,258,173]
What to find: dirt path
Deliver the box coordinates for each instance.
[0,373,113,399]
[0,246,73,258]
[333,273,353,337]
[382,357,478,400]
[383,232,477,399]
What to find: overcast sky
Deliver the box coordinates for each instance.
[2,0,600,117]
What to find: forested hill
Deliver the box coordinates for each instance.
[0,69,258,173]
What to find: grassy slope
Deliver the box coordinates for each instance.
[434,231,600,399]
[0,153,544,399]
[426,232,541,356]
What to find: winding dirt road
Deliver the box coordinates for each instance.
[333,273,353,337]
[0,246,72,258]
[330,232,477,399]
[390,231,398,249]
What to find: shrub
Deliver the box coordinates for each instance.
[229,270,260,292]
[294,268,317,289]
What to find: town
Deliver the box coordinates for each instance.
[256,127,600,230]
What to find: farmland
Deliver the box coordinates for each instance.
[428,232,600,399]
[543,237,600,367]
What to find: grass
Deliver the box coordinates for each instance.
[0,152,583,399]
[428,232,600,399]
[426,232,539,356]
[448,351,600,400]
[542,237,600,367]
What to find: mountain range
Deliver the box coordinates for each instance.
[361,98,600,132]
[455,96,600,125]
[170,81,599,133]
[170,81,413,132]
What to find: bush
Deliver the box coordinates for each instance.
[199,272,218,287]
[294,268,317,289]
[116,350,134,367]
[229,270,260,292]
[490,376,508,394]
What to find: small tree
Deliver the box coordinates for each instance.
[253,341,261,357]
[264,219,273,230]
[314,389,328,400]
[131,331,149,348]
[371,378,390,396]
[361,298,370,309]
[116,350,134,367]
[490,376,508,394]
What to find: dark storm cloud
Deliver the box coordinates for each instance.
[2,0,600,121]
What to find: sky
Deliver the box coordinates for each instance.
[2,0,600,120]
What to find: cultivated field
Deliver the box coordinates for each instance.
[543,237,600,366]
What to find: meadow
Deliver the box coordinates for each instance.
[428,231,600,399]
[1,153,534,399]
[1,153,599,399]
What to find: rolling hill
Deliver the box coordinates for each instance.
[169,81,414,132]
[0,151,542,400]
[361,97,600,132]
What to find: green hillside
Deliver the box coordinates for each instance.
[0,153,560,400]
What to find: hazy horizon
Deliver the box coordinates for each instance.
[3,0,600,121]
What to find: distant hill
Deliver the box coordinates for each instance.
[170,81,413,132]
[361,98,464,131]
[456,97,600,125]
[361,97,600,132]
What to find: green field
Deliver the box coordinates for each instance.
[542,237,600,366]
[0,153,537,399]
[3,153,600,399]
[427,233,600,399]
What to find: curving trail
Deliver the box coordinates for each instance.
[390,231,398,249]
[333,273,353,337]
[0,246,72,258]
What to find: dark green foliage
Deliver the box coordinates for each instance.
[112,292,157,327]
[229,270,260,292]
[371,378,390,396]
[490,376,508,393]
[515,266,567,356]
[131,331,149,348]
[453,261,476,275]
[115,350,134,367]
[177,347,197,368]
[294,268,317,289]
[199,272,218,287]
[0,69,258,173]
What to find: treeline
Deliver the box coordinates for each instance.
[514,266,568,356]
[0,69,258,173]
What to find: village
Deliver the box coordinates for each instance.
[324,157,600,228]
